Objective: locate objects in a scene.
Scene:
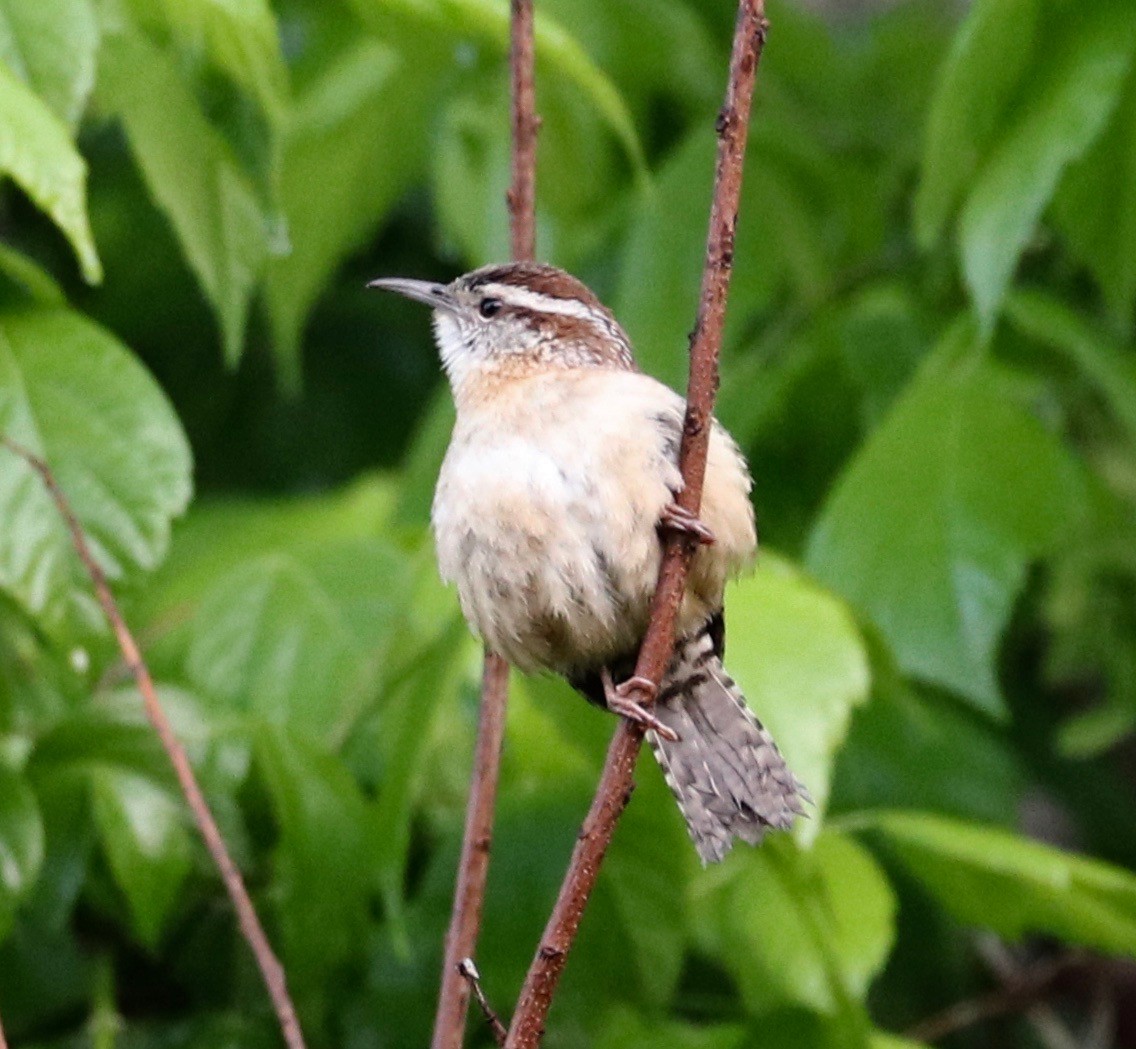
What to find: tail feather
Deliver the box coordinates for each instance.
[647,623,807,864]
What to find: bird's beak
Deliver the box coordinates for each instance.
[367,277,456,311]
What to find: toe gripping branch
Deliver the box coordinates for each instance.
[600,668,680,742]
[659,503,716,546]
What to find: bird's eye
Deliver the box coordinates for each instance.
[479,297,503,318]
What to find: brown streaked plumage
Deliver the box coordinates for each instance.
[369,261,807,863]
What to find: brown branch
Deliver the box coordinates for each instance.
[503,4,769,1047]
[0,437,306,1049]
[0,1007,9,1049]
[431,2,537,1045]
[507,0,539,262]
[430,651,510,1049]
[905,944,1084,1044]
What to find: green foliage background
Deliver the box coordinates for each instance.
[2,0,1136,1045]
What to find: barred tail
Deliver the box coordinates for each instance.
[647,623,809,865]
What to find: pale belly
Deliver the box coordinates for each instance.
[431,436,667,674]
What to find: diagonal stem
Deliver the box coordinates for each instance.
[503,4,769,1045]
[0,436,306,1049]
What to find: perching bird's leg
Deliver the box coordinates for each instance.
[659,503,716,545]
[601,668,680,741]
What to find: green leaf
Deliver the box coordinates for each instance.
[615,125,824,388]
[833,664,1026,827]
[430,87,515,267]
[91,766,191,947]
[349,0,645,176]
[0,0,98,126]
[600,754,693,1004]
[807,331,1083,715]
[368,618,470,936]
[596,1010,746,1049]
[871,811,1136,956]
[128,0,289,126]
[185,539,410,743]
[691,831,895,1018]
[724,553,871,836]
[265,37,441,385]
[1006,289,1136,448]
[1052,66,1136,323]
[914,0,1039,248]
[99,27,269,364]
[0,62,101,282]
[0,765,44,941]
[0,308,192,631]
[0,243,65,307]
[959,4,1136,332]
[255,727,369,991]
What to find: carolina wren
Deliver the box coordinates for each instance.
[370,262,806,863]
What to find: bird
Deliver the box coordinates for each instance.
[369,261,807,863]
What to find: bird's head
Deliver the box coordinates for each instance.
[369,262,636,390]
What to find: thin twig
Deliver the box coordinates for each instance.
[458,958,508,1046]
[430,651,511,1049]
[905,941,1083,1044]
[507,0,539,262]
[431,2,537,1045]
[503,5,769,1046]
[0,436,306,1049]
[0,1007,9,1049]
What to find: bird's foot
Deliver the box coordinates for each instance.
[601,669,679,742]
[659,503,715,546]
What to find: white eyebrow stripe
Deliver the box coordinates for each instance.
[480,283,598,321]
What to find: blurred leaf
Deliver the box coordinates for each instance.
[1052,67,1136,324]
[99,27,269,364]
[0,62,101,282]
[369,617,469,937]
[431,86,518,266]
[91,766,191,947]
[127,0,289,126]
[832,284,929,429]
[600,739,695,1004]
[959,3,1136,332]
[0,308,192,631]
[0,765,44,942]
[138,473,396,628]
[265,36,442,386]
[349,0,645,175]
[616,124,826,388]
[725,553,871,837]
[614,128,713,387]
[185,538,409,743]
[596,1009,746,1049]
[872,811,1136,956]
[255,726,369,994]
[393,389,455,529]
[914,0,1038,248]
[1005,289,1136,448]
[833,660,1026,827]
[692,832,894,1020]
[808,329,1084,716]
[0,244,65,307]
[0,0,98,126]
[538,0,720,119]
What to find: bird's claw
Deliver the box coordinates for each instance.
[659,503,715,546]
[601,670,680,742]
